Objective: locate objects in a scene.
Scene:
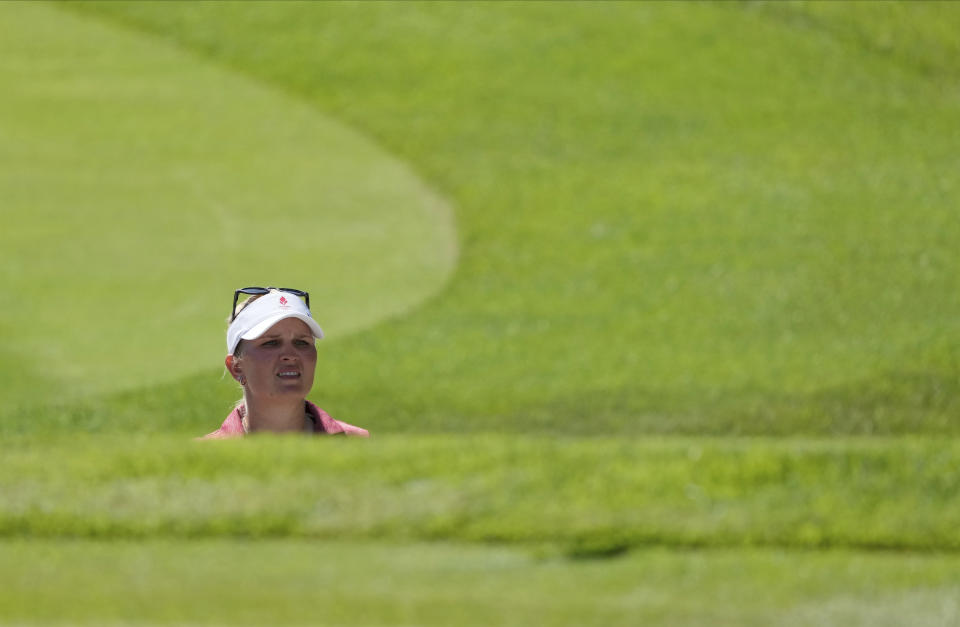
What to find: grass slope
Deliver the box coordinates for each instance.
[57,0,960,436]
[3,435,958,553]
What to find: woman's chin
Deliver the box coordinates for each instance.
[259,382,312,399]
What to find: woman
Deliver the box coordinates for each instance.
[202,286,369,438]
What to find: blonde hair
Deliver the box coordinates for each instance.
[227,293,268,410]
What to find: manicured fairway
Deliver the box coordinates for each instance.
[64,0,960,436]
[1,540,959,626]
[2,3,956,434]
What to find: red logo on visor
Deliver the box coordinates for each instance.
[279,296,288,306]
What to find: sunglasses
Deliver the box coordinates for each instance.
[231,286,310,322]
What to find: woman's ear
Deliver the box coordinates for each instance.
[225,354,242,381]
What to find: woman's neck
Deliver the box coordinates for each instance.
[242,395,307,433]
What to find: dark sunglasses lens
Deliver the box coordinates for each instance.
[231,287,310,321]
[232,287,268,321]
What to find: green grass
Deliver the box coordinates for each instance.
[1,540,959,626]
[3,435,958,553]
[51,0,960,437]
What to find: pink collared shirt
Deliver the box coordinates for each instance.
[201,401,369,439]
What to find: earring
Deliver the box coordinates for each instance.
[239,375,246,386]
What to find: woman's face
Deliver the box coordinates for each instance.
[230,317,317,401]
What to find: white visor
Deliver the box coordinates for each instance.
[227,289,324,354]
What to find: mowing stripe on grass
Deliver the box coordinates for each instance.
[1,540,958,626]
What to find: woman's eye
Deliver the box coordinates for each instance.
[262,340,278,346]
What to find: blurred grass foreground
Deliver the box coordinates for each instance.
[1,1,959,625]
